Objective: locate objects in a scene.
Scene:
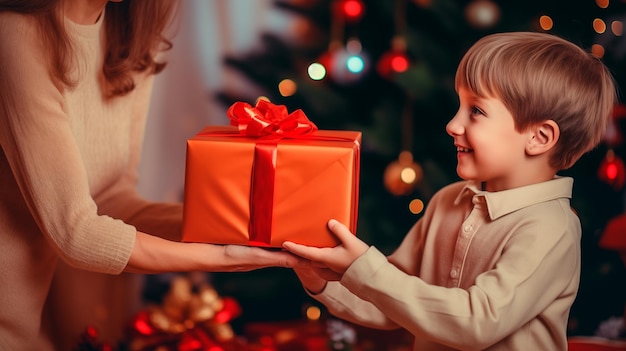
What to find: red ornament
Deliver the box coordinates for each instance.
[377,50,410,78]
[598,149,626,190]
[332,0,365,22]
[132,311,155,336]
[213,297,242,324]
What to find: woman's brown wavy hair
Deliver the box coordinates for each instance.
[0,0,178,98]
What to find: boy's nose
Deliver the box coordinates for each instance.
[446,114,463,136]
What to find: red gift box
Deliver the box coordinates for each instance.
[182,100,361,248]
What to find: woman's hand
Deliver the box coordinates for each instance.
[221,244,306,271]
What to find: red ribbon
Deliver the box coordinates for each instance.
[226,100,318,246]
[227,99,317,138]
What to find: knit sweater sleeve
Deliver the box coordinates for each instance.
[0,13,135,274]
[94,71,184,243]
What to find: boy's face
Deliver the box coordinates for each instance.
[446,87,531,192]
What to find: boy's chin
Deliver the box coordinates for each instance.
[455,168,473,181]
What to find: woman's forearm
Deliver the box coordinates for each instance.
[125,231,303,273]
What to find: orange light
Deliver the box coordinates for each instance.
[591,44,605,58]
[409,199,424,214]
[593,18,607,34]
[539,15,553,31]
[278,79,297,97]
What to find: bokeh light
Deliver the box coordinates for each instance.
[612,20,623,36]
[591,43,605,58]
[342,0,364,21]
[539,15,553,30]
[409,199,425,214]
[391,54,409,72]
[305,305,321,321]
[307,62,326,80]
[346,55,365,73]
[465,0,501,29]
[346,38,362,53]
[596,0,609,9]
[278,79,297,97]
[400,167,417,184]
[593,18,607,34]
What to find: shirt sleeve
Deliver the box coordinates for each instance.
[310,277,400,330]
[0,14,135,274]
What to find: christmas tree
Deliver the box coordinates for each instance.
[210,0,626,337]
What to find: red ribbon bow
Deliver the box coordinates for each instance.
[227,99,317,138]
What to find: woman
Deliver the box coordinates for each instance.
[0,1,301,349]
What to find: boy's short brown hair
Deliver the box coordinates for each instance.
[455,31,617,170]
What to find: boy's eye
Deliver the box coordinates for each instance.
[470,106,485,116]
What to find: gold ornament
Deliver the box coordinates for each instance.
[384,151,423,196]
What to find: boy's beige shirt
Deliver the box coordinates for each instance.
[314,177,579,351]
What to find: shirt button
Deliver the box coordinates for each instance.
[463,224,473,233]
[450,269,458,278]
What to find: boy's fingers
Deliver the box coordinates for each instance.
[328,219,356,244]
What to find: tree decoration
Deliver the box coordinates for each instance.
[308,0,370,84]
[465,0,501,29]
[125,275,242,351]
[598,149,626,190]
[383,93,423,196]
[329,41,370,84]
[384,150,423,196]
[332,0,365,23]
[377,37,411,78]
[377,0,411,79]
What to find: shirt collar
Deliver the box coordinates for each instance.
[453,177,574,220]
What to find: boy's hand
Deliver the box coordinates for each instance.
[293,265,329,294]
[282,219,369,277]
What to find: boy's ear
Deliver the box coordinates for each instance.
[526,120,560,156]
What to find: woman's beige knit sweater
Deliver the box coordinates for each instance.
[0,11,182,350]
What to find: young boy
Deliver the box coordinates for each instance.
[282,31,617,350]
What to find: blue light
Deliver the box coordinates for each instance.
[346,55,364,73]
